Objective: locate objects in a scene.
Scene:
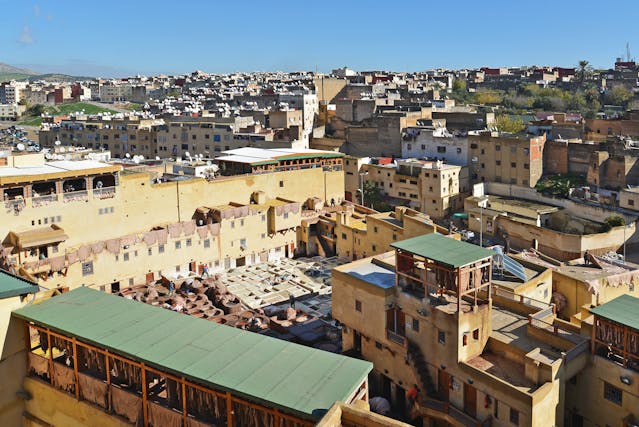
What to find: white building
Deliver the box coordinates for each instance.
[401,126,469,166]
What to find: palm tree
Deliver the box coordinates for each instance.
[576,60,591,87]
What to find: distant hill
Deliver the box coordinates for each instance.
[0,63,38,75]
[0,63,93,83]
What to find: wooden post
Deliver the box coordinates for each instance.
[181,379,187,427]
[226,392,233,427]
[591,316,596,354]
[24,323,31,371]
[72,338,80,400]
[274,408,281,427]
[141,363,148,427]
[623,325,629,368]
[47,329,53,385]
[105,351,112,411]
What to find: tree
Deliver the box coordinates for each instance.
[606,85,633,107]
[27,104,46,116]
[362,181,390,211]
[495,115,526,133]
[576,60,593,87]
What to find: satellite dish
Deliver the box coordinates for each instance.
[54,140,62,146]
[155,156,160,160]
[59,147,66,153]
[206,160,212,166]
[133,158,140,164]
[125,153,131,159]
[16,143,26,151]
[185,151,190,157]
[45,153,53,160]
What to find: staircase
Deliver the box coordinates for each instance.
[317,234,335,257]
[407,340,436,397]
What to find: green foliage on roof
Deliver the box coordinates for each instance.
[391,233,493,268]
[12,287,371,419]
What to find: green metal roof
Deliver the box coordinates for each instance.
[390,233,494,268]
[12,287,371,419]
[0,269,38,299]
[590,294,639,331]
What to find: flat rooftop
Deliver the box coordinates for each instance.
[0,160,120,185]
[339,260,396,290]
[13,287,372,420]
[391,233,493,268]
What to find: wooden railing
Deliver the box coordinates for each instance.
[386,329,407,347]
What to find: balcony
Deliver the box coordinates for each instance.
[32,194,58,208]
[4,199,25,215]
[93,186,116,200]
[62,190,88,203]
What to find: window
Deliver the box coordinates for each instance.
[261,233,266,239]
[603,382,622,405]
[231,221,235,229]
[463,334,468,346]
[495,145,501,151]
[355,300,362,312]
[510,146,516,153]
[496,160,501,166]
[437,146,446,153]
[158,244,165,253]
[148,248,152,256]
[509,408,519,425]
[412,318,419,332]
[279,181,284,188]
[374,226,378,233]
[511,162,516,168]
[372,245,377,251]
[393,233,397,240]
[438,330,445,344]
[629,199,635,206]
[494,400,499,419]
[123,253,130,262]
[480,149,485,155]
[524,163,529,169]
[470,143,478,149]
[283,212,289,219]
[375,341,382,349]
[456,147,462,154]
[341,233,347,240]
[175,241,181,249]
[203,239,210,248]
[81,261,93,276]
[186,238,192,247]
[473,329,479,340]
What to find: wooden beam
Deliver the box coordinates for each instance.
[72,338,80,400]
[226,391,233,427]
[105,351,112,411]
[141,363,148,427]
[46,329,53,386]
[181,378,187,427]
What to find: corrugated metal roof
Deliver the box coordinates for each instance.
[12,287,371,419]
[0,269,38,299]
[391,233,493,268]
[590,294,639,331]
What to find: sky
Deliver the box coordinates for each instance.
[2,0,639,77]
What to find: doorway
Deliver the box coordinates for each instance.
[463,382,477,418]
[145,272,154,284]
[111,281,120,293]
[354,330,362,353]
[438,369,450,401]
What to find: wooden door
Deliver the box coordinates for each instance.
[145,272,154,284]
[438,369,450,401]
[464,382,477,418]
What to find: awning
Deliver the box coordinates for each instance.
[8,225,68,250]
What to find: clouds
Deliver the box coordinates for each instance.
[18,25,34,44]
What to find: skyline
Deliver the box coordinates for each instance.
[2,0,639,77]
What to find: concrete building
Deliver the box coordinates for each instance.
[0,104,26,121]
[332,233,589,426]
[468,132,546,188]
[361,158,469,219]
[401,126,469,165]
[0,149,345,293]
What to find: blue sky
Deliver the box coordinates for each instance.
[2,0,638,77]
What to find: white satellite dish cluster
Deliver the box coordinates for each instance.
[125,153,146,164]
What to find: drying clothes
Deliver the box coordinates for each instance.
[143,232,157,246]
[168,223,183,238]
[111,386,143,424]
[148,402,183,427]
[78,372,107,408]
[182,220,196,236]
[208,223,221,236]
[91,241,106,254]
[106,239,121,254]
[77,245,92,261]
[66,250,79,265]
[196,226,209,239]
[53,363,75,393]
[121,234,139,247]
[156,229,169,245]
[49,256,66,272]
[28,353,49,377]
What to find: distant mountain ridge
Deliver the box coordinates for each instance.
[0,63,93,82]
[0,63,38,75]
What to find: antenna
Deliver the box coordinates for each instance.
[627,42,633,62]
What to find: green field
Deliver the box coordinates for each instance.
[19,102,118,126]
